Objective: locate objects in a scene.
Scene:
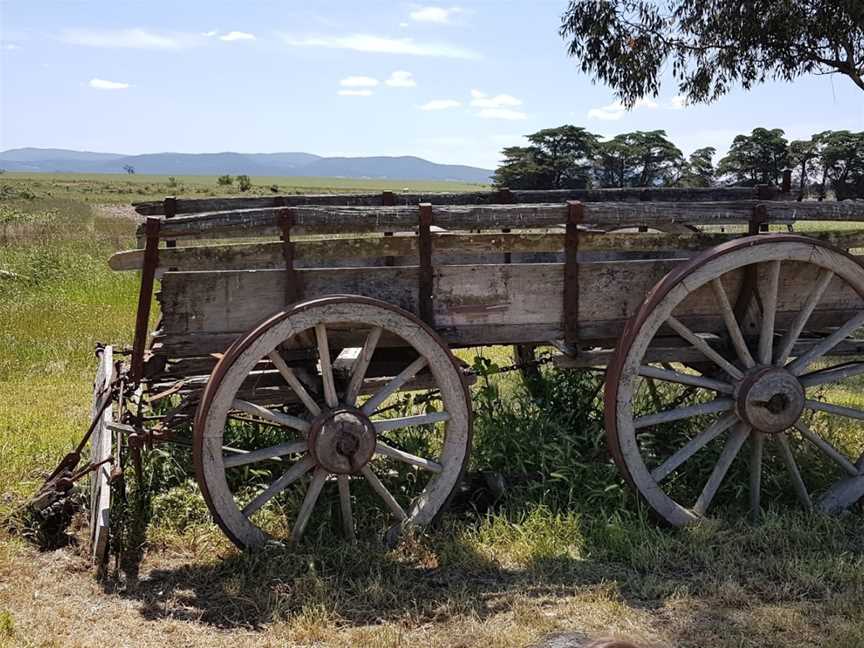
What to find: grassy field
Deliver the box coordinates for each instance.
[0,172,487,205]
[1,175,864,648]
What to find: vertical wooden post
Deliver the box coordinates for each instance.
[382,191,396,267]
[279,208,300,305]
[563,201,583,345]
[130,216,160,382]
[163,196,177,248]
[781,169,792,194]
[418,203,434,325]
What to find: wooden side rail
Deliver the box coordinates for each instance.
[132,186,764,216]
[134,200,864,242]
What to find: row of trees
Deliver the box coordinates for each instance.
[493,126,864,199]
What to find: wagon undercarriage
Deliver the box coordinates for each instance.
[53,186,864,559]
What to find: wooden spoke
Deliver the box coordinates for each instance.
[787,310,864,375]
[373,411,450,433]
[315,323,338,408]
[794,421,860,477]
[361,465,407,520]
[231,399,310,433]
[344,326,383,406]
[749,431,764,523]
[634,398,734,430]
[337,475,355,541]
[775,269,834,365]
[361,356,429,415]
[711,278,755,368]
[692,423,750,516]
[758,260,782,365]
[800,362,864,388]
[376,441,443,473]
[805,398,864,422]
[666,316,743,380]
[776,433,812,510]
[650,412,739,482]
[223,440,306,468]
[242,455,315,517]
[290,467,328,543]
[638,365,733,394]
[268,350,321,416]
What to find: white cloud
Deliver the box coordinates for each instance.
[476,108,527,120]
[202,30,218,37]
[409,6,463,24]
[340,75,380,88]
[470,90,522,109]
[89,78,130,90]
[338,89,373,96]
[61,28,204,50]
[670,95,687,109]
[587,98,658,120]
[2,43,20,51]
[419,99,462,111]
[282,33,479,59]
[220,31,256,42]
[385,70,416,87]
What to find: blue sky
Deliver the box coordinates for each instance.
[2,0,863,169]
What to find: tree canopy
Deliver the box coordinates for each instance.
[560,1,864,106]
[492,125,864,199]
[492,125,598,189]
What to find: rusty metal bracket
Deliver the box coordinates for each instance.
[130,217,160,382]
[563,201,583,345]
[418,203,434,325]
[279,207,300,305]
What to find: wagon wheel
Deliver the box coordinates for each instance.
[194,295,472,549]
[606,235,864,526]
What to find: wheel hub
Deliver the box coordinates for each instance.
[736,366,805,433]
[308,406,377,474]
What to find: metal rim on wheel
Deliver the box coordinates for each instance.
[606,235,864,525]
[193,295,472,549]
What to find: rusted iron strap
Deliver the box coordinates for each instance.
[563,201,583,345]
[382,191,396,266]
[279,208,300,305]
[418,203,434,325]
[497,187,513,263]
[130,216,160,382]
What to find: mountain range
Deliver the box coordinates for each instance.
[0,148,493,183]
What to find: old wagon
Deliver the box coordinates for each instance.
[74,186,864,555]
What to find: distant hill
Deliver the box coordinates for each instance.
[0,148,492,183]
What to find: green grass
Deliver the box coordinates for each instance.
[0,172,488,205]
[1,177,864,647]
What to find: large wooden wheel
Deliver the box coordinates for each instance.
[194,296,472,549]
[606,235,864,525]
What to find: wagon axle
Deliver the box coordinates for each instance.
[308,407,377,474]
[736,366,805,434]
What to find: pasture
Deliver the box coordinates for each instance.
[1,174,863,648]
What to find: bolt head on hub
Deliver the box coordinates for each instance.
[307,407,377,474]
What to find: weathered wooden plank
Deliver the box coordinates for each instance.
[136,200,864,241]
[152,257,862,357]
[111,228,864,273]
[90,346,113,565]
[132,186,761,216]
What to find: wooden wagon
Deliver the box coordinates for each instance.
[87,186,864,553]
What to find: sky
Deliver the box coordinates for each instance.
[1,0,864,170]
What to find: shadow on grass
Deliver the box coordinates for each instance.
[102,503,864,646]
